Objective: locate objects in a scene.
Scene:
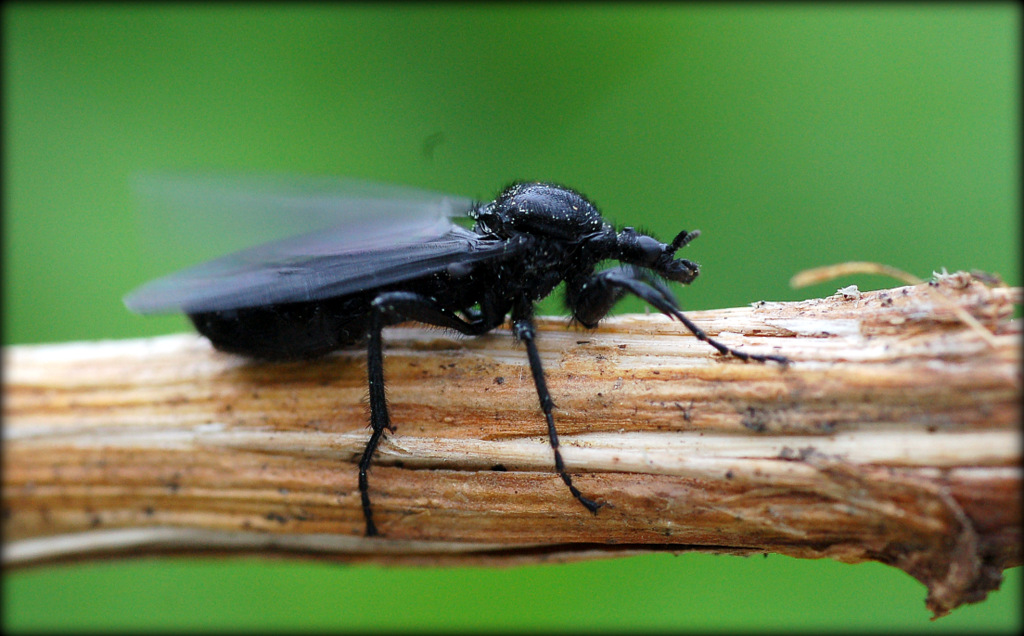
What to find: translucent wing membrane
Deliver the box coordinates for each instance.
[131,173,475,259]
[123,175,514,314]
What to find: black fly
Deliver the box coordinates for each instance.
[125,178,787,537]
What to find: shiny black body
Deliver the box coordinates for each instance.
[189,184,612,361]
[127,181,786,537]
[190,296,375,360]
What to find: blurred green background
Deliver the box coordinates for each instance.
[4,4,1019,632]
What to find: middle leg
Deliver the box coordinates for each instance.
[511,301,604,515]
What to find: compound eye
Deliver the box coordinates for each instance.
[635,235,664,265]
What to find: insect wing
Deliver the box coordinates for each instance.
[124,221,516,314]
[131,174,477,266]
[124,175,491,313]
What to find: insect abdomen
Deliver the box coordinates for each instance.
[189,296,372,360]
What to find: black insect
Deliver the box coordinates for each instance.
[125,177,786,537]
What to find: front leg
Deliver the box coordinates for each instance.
[567,265,675,328]
[568,266,787,364]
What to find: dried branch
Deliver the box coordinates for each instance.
[2,271,1020,617]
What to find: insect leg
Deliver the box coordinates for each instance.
[568,265,666,328]
[511,304,604,515]
[359,309,389,537]
[570,266,787,364]
[359,291,504,537]
[371,291,495,335]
